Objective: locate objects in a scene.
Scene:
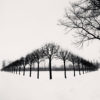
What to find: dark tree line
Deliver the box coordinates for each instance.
[1,43,99,79]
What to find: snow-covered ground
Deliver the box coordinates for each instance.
[0,70,100,100]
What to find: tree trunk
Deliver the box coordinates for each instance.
[85,66,87,73]
[86,66,88,73]
[11,67,12,73]
[23,65,25,76]
[73,62,75,77]
[14,67,15,74]
[30,64,32,77]
[12,67,14,73]
[64,60,67,78]
[16,67,18,74]
[82,64,84,74]
[19,66,20,75]
[78,62,81,75]
[49,55,52,79]
[37,60,39,79]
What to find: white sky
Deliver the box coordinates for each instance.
[0,0,100,67]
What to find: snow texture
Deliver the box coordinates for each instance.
[0,70,100,100]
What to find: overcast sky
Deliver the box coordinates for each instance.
[0,0,100,67]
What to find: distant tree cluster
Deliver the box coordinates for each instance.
[1,43,99,79]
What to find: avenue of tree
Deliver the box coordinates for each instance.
[2,43,98,79]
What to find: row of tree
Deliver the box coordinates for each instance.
[1,43,99,79]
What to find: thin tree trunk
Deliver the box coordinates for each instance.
[19,66,20,75]
[64,60,67,78]
[13,67,14,73]
[82,64,84,74]
[49,55,52,79]
[78,62,81,75]
[11,67,12,73]
[73,62,75,77]
[23,65,25,76]
[12,67,13,73]
[86,66,89,73]
[16,67,18,74]
[14,67,15,74]
[30,64,32,77]
[85,66,86,72]
[37,60,39,79]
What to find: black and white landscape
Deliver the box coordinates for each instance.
[0,0,100,100]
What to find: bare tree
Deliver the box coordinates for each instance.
[68,53,77,77]
[80,58,85,74]
[33,48,44,79]
[57,49,69,78]
[76,56,81,75]
[20,57,27,76]
[84,0,100,15]
[18,59,22,75]
[59,0,100,46]
[43,43,59,79]
[26,53,34,77]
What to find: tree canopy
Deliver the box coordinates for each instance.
[60,0,100,46]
